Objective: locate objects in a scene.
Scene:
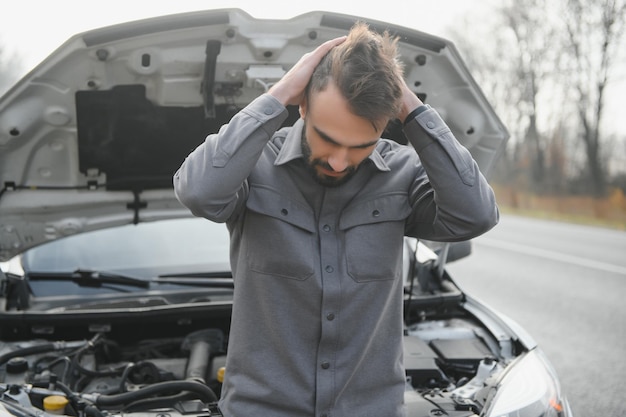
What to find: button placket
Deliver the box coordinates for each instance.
[316,210,340,414]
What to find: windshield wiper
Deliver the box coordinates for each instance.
[73,269,150,288]
[159,271,232,278]
[155,272,233,288]
[28,269,150,289]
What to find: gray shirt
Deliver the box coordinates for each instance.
[173,94,498,417]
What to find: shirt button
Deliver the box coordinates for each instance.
[326,313,335,321]
[325,265,334,273]
[264,106,274,115]
[322,224,331,232]
[372,209,380,217]
[426,121,436,129]
[321,361,330,369]
[281,208,288,216]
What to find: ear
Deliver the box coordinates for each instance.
[298,96,308,119]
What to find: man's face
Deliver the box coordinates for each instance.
[299,82,385,187]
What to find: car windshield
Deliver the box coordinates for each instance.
[19,218,231,278]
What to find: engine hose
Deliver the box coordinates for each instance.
[83,404,106,417]
[93,380,218,406]
[186,340,211,383]
[0,343,58,366]
[72,338,124,378]
[123,391,197,412]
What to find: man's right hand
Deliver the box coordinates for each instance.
[268,36,346,107]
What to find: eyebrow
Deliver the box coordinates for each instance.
[313,126,379,149]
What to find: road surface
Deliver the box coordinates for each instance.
[446,214,626,417]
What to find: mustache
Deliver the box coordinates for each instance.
[312,159,340,172]
[312,159,354,175]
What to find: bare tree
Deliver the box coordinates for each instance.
[561,0,626,196]
[450,0,626,196]
[449,0,562,192]
[498,0,563,192]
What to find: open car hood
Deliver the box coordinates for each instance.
[0,8,509,261]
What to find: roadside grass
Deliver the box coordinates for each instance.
[492,185,626,231]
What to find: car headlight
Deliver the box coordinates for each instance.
[484,349,570,417]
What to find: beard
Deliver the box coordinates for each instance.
[300,129,358,188]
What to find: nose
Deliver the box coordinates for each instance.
[327,148,350,173]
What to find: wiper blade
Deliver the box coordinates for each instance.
[154,274,233,288]
[159,271,232,278]
[28,269,150,289]
[73,269,150,288]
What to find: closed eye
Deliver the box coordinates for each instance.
[313,126,378,149]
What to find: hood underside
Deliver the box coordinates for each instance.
[0,8,509,260]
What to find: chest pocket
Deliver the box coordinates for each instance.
[340,193,411,282]
[244,185,316,280]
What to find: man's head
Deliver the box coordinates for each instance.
[299,22,404,187]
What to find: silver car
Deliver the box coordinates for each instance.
[0,9,571,417]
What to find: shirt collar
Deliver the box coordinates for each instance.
[274,119,390,172]
[274,119,305,166]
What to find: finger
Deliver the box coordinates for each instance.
[315,36,347,55]
[300,36,346,68]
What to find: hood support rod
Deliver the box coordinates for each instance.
[202,40,222,119]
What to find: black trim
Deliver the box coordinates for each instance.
[404,105,429,126]
[127,190,147,225]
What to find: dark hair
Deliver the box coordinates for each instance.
[306,22,404,131]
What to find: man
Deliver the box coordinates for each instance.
[174,22,498,417]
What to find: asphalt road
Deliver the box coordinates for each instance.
[446,214,626,417]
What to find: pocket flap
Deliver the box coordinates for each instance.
[339,193,411,230]
[247,186,316,233]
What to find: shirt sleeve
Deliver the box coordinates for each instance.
[402,106,499,241]
[173,94,289,222]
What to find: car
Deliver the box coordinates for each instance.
[0,8,572,417]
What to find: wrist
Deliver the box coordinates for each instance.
[267,84,291,107]
[403,105,429,125]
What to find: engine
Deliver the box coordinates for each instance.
[0,318,505,417]
[0,329,227,417]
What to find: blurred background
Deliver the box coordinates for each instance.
[447,0,626,231]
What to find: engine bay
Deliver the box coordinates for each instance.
[0,304,511,417]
